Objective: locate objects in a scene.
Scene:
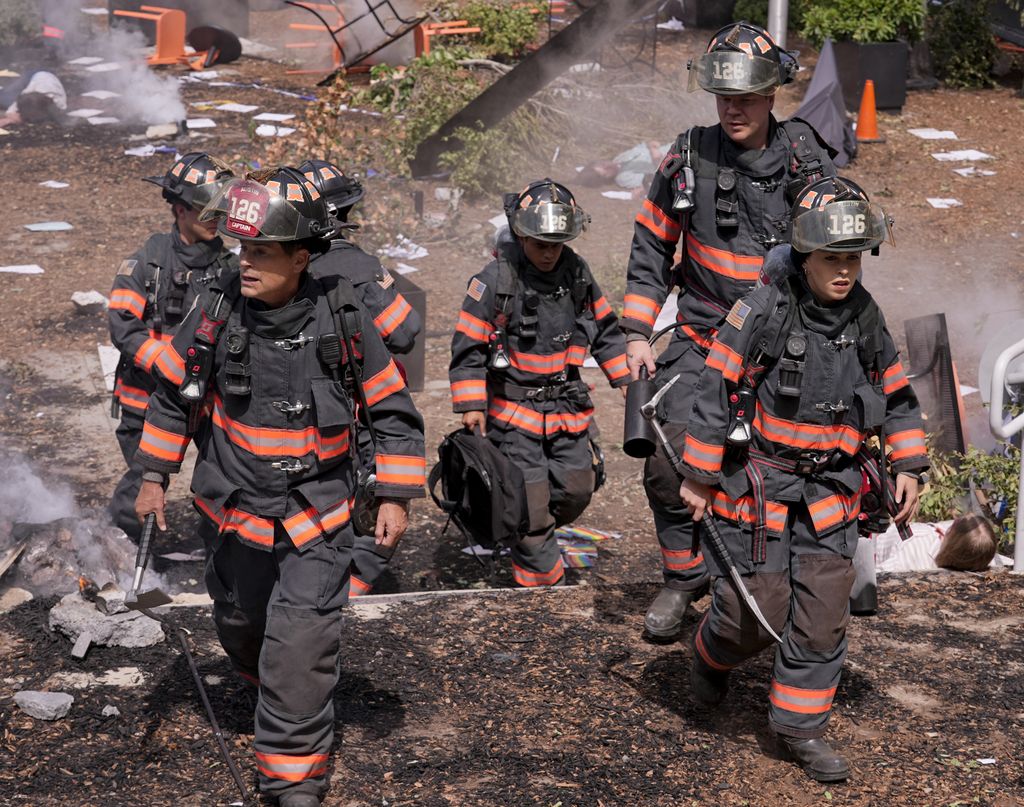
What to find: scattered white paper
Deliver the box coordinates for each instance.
[976,758,997,765]
[187,118,217,129]
[907,127,957,140]
[68,55,104,65]
[81,89,120,100]
[86,62,121,73]
[337,103,383,117]
[931,149,993,162]
[601,190,634,200]
[88,116,120,125]
[97,343,120,392]
[657,17,685,31]
[927,198,962,209]
[394,262,419,275]
[952,166,996,177]
[254,124,294,137]
[24,221,73,232]
[460,545,509,557]
[253,112,295,122]
[378,236,428,261]
[80,7,107,14]
[67,108,104,118]
[0,264,44,274]
[124,145,157,157]
[39,180,69,189]
[960,384,979,397]
[216,102,259,113]
[191,70,220,80]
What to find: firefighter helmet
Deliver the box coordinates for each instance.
[505,178,590,244]
[687,21,796,96]
[143,152,234,209]
[298,158,365,217]
[200,166,331,243]
[789,176,894,253]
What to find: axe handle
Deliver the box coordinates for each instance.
[131,513,157,593]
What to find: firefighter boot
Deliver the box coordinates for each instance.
[279,793,322,807]
[778,736,851,783]
[689,656,729,706]
[643,586,694,640]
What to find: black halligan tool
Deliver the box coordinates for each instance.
[640,374,783,644]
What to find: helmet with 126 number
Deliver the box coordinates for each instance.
[687,21,796,96]
[504,178,590,244]
[143,152,234,209]
[199,166,331,243]
[789,176,894,254]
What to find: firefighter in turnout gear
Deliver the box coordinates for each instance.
[133,167,426,807]
[449,179,629,587]
[300,158,423,597]
[622,21,837,640]
[107,152,237,541]
[677,177,928,782]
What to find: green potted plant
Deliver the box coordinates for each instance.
[800,0,926,112]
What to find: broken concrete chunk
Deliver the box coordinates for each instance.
[49,592,164,648]
[71,631,92,659]
[94,583,127,615]
[14,690,74,720]
[71,290,109,314]
[101,704,121,717]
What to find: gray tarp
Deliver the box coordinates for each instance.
[794,39,857,167]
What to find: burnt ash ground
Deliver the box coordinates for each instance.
[0,574,1022,806]
[1,15,1024,807]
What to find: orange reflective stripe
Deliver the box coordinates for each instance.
[661,546,703,571]
[110,288,146,319]
[678,320,715,351]
[591,295,613,320]
[683,434,724,474]
[363,358,406,407]
[600,353,629,382]
[512,561,564,587]
[134,337,165,371]
[623,293,659,327]
[115,379,150,412]
[488,397,592,436]
[456,309,493,343]
[451,379,487,405]
[373,294,413,338]
[212,397,350,460]
[153,344,185,385]
[510,348,572,375]
[694,614,733,671]
[807,492,859,534]
[139,422,189,463]
[376,454,426,487]
[706,340,743,383]
[754,403,863,456]
[882,359,909,395]
[350,576,372,597]
[709,490,788,535]
[195,497,278,548]
[543,408,593,435]
[636,198,681,241]
[769,680,836,714]
[255,751,329,782]
[687,233,763,282]
[887,427,927,462]
[566,345,586,366]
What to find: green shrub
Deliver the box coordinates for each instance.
[926,0,998,88]
[434,0,541,60]
[800,0,925,46]
[0,0,41,48]
[732,0,809,33]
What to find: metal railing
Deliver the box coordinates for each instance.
[987,335,1024,572]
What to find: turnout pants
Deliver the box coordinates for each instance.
[200,516,352,800]
[109,412,146,541]
[492,427,595,587]
[691,501,857,738]
[643,342,710,593]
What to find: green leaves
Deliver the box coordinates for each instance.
[800,0,925,45]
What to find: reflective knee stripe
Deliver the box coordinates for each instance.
[661,546,703,572]
[255,751,328,783]
[769,680,836,715]
[236,668,260,687]
[694,614,734,672]
[513,561,564,587]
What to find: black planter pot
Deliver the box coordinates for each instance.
[832,40,910,112]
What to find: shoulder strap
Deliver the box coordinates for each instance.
[780,119,832,186]
[569,249,590,316]
[746,280,796,371]
[854,298,885,382]
[323,276,377,446]
[493,243,518,324]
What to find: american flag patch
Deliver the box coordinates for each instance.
[116,259,138,276]
[725,300,751,331]
[467,277,487,302]
[378,268,395,289]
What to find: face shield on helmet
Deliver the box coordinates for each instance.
[789,178,895,253]
[687,22,793,96]
[143,152,234,210]
[507,179,590,244]
[199,169,330,243]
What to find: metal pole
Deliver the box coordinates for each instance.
[767,0,789,50]
[1016,450,1024,573]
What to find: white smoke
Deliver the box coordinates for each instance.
[0,457,76,524]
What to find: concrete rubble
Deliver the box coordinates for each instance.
[49,592,164,648]
[14,690,73,720]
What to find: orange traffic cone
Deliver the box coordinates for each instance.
[856,79,885,143]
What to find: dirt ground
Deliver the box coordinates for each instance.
[1,6,1024,806]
